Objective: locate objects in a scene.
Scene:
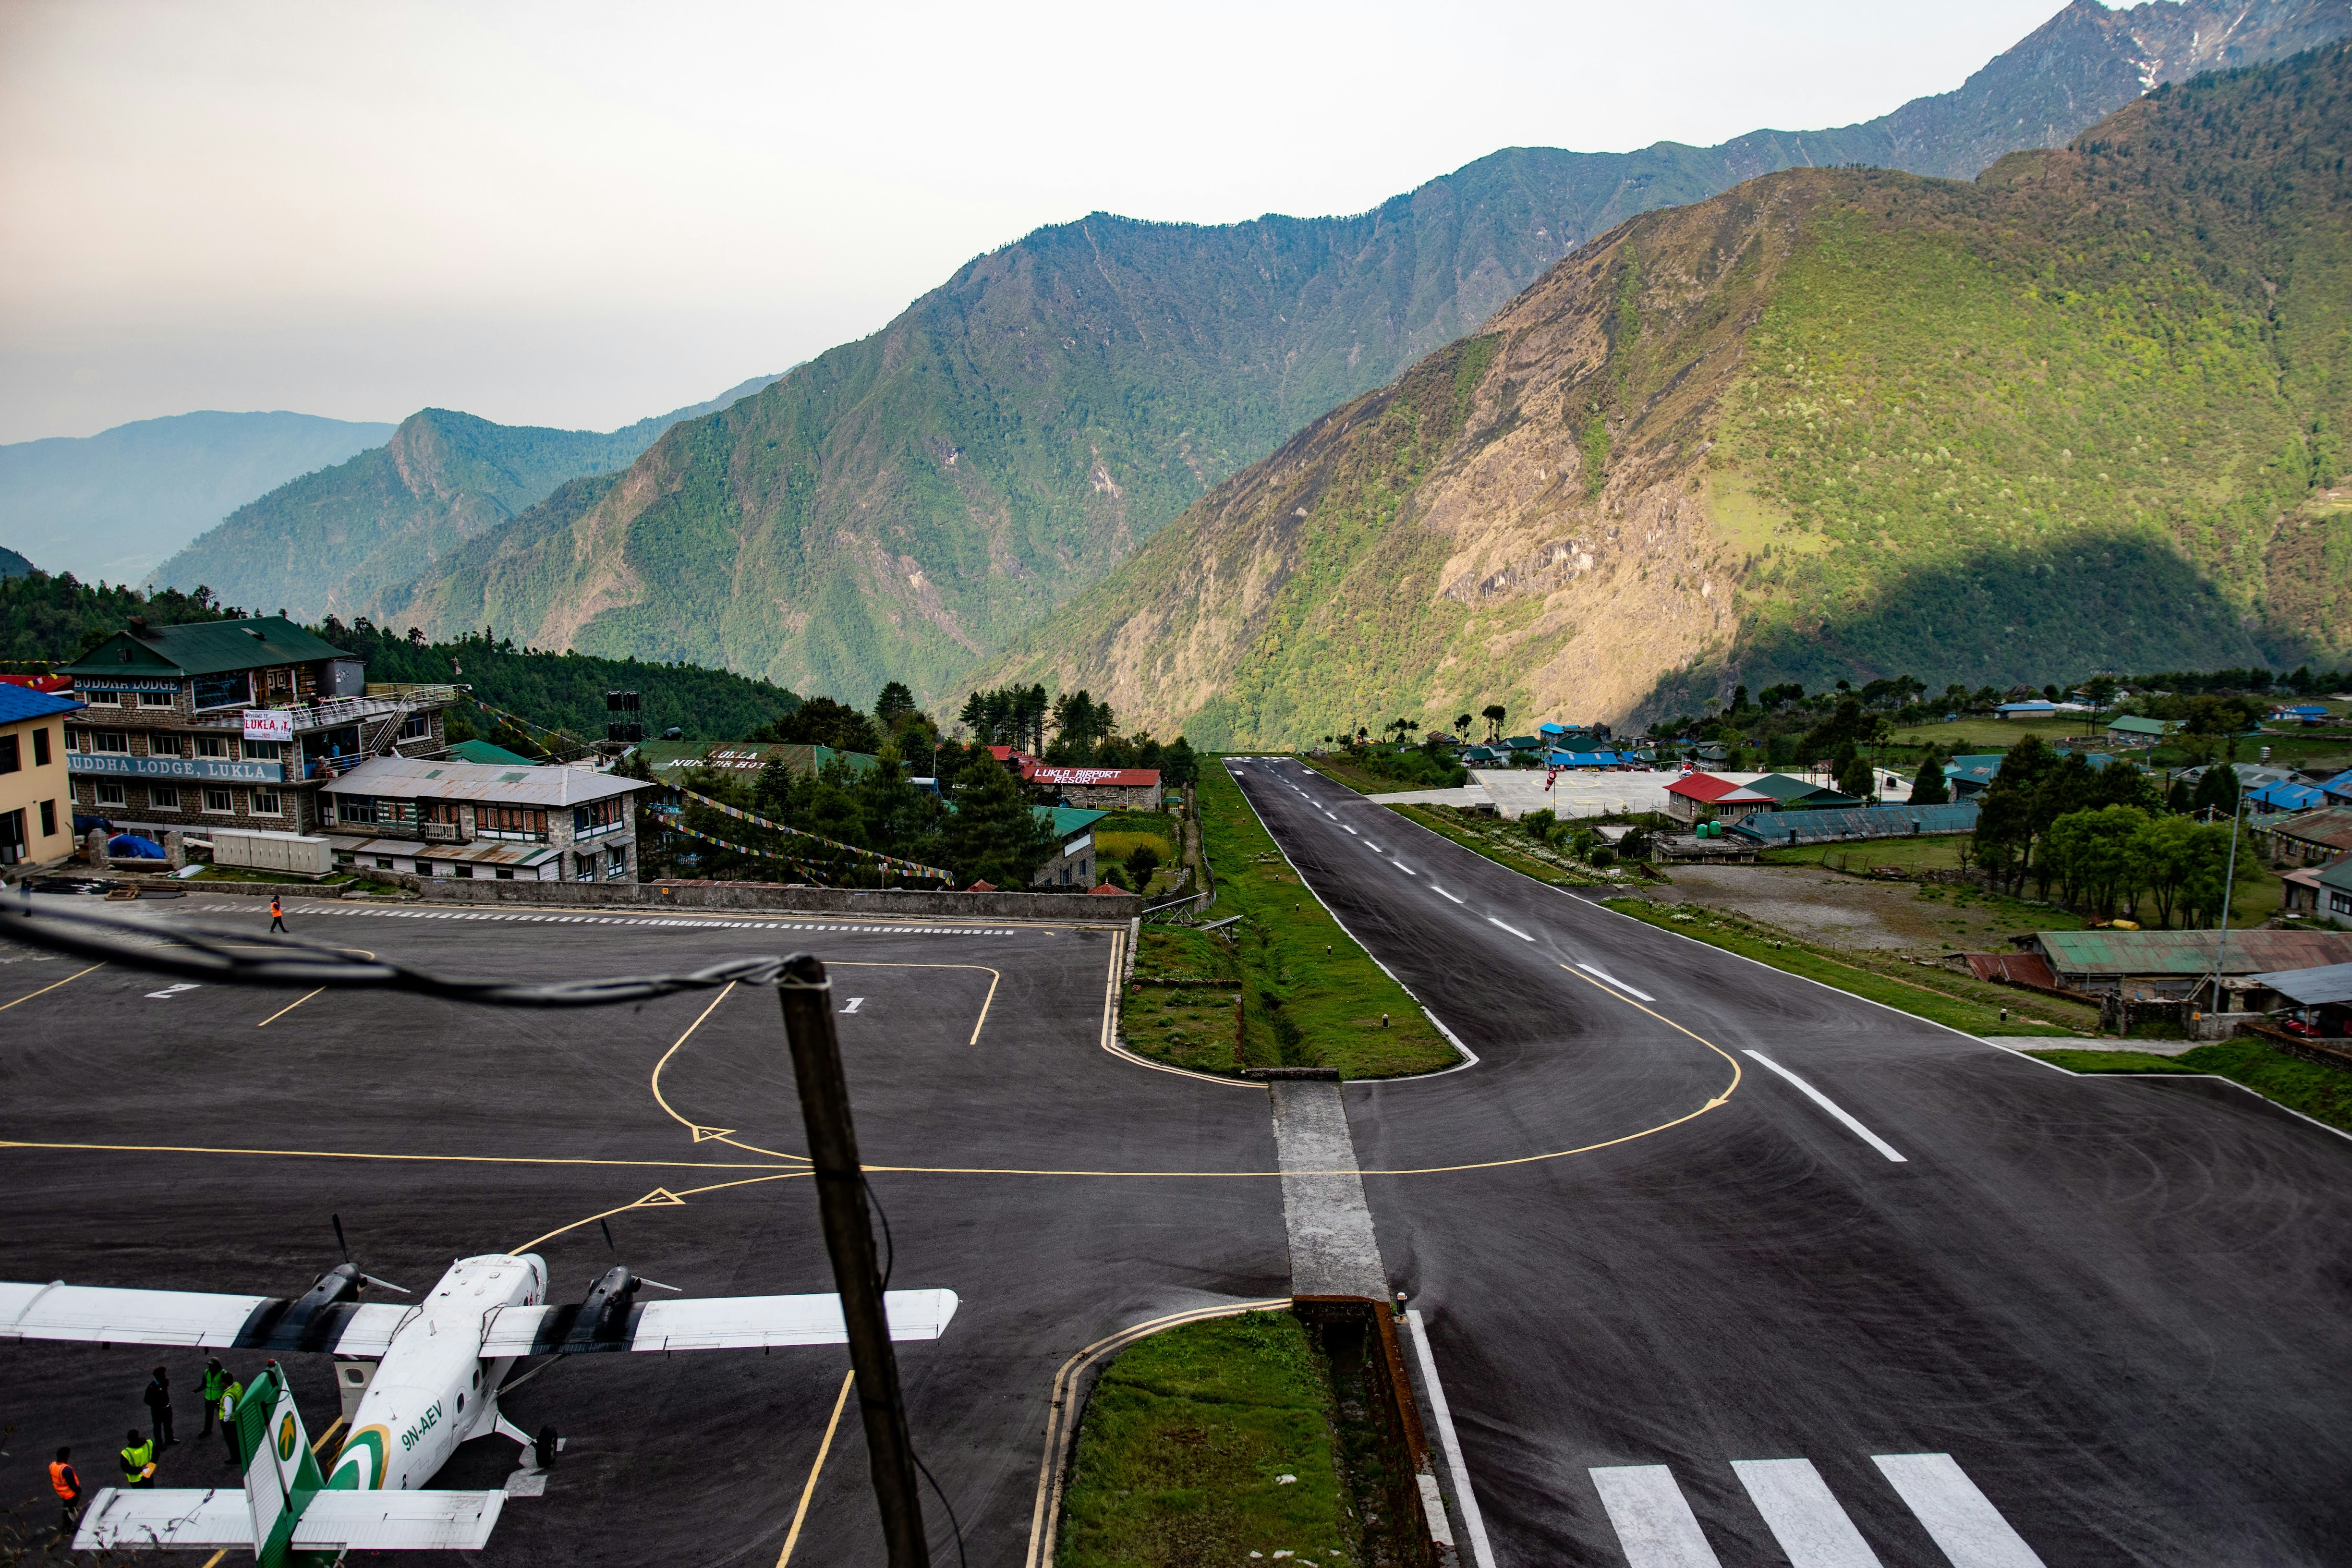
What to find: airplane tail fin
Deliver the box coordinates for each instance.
[79,1364,503,1559]
[235,1361,324,1565]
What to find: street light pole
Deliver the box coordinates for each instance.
[776,954,931,1567]
[2208,789,2248,1018]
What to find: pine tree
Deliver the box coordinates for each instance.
[946,750,1058,887]
[1909,747,1950,805]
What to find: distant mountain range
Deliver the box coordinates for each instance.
[0,545,34,579]
[353,0,2349,708]
[970,41,2352,741]
[153,376,778,619]
[0,410,394,583]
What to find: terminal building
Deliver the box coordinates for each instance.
[56,616,460,839]
[322,755,655,882]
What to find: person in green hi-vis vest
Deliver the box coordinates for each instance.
[218,1371,245,1467]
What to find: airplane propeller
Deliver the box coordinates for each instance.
[333,1213,412,1295]
[596,1219,679,1291]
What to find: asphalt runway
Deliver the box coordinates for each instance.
[0,895,1287,1566]
[1225,756,2352,1567]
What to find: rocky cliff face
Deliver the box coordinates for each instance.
[970,43,2352,744]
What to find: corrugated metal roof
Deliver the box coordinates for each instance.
[1964,952,2060,988]
[319,755,650,807]
[339,835,562,866]
[58,617,350,677]
[2268,807,2352,851]
[2251,962,2352,1005]
[1729,802,1980,843]
[2032,928,2352,977]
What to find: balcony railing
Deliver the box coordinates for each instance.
[174,687,462,733]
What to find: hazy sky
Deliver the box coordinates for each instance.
[0,0,2080,444]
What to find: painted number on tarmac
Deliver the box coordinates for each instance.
[146,983,202,1000]
[840,997,865,1014]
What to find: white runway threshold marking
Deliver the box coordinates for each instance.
[1486,916,1534,942]
[1591,1453,2043,1568]
[1743,1051,1907,1163]
[1576,961,1654,1001]
[1731,1459,1885,1568]
[1589,1466,1723,1567]
[1871,1454,2048,1568]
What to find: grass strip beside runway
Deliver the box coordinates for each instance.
[1601,899,2086,1037]
[1057,1311,1355,1568]
[2031,1041,2352,1131]
[1193,765,1455,1078]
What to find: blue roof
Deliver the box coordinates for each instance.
[2251,781,2328,812]
[1995,700,2056,713]
[2276,704,2331,717]
[1545,750,1621,766]
[1539,722,1568,735]
[0,684,82,724]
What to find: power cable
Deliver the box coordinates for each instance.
[0,899,781,1007]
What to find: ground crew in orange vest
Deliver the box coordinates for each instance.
[269,894,287,933]
[120,1429,156,1487]
[48,1447,83,1533]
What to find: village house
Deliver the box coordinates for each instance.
[0,683,82,873]
[1662,773,1775,825]
[56,617,458,839]
[2263,806,2352,866]
[2016,928,2352,1004]
[320,754,655,882]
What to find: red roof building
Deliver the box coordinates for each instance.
[1663,773,1775,824]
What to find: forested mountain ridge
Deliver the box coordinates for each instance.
[968,43,2352,746]
[153,376,777,621]
[0,410,395,584]
[371,0,2345,709]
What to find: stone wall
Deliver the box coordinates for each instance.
[403,875,1140,922]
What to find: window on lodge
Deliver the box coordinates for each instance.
[478,805,548,841]
[94,731,129,754]
[138,690,177,708]
[573,797,627,837]
[192,672,249,711]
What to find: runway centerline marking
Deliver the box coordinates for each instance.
[1485,916,1534,941]
[1743,1051,1907,1162]
[1576,962,1653,1001]
[1391,861,1415,875]
[1432,886,1465,905]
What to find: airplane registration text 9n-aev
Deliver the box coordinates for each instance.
[0,1251,957,1561]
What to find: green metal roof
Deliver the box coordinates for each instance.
[447,738,537,765]
[2032,927,2352,976]
[58,616,350,678]
[1039,806,1107,841]
[2105,715,2178,735]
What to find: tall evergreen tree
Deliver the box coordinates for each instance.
[946,750,1058,887]
[1909,746,1949,805]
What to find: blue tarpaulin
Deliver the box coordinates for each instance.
[108,833,165,859]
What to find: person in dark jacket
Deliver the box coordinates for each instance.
[143,1365,175,1447]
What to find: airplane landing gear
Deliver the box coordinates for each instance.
[534,1424,561,1470]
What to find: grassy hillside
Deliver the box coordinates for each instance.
[362,1,2348,710]
[152,376,776,622]
[0,409,393,583]
[974,42,2352,745]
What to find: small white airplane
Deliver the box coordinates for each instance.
[1,1248,957,1559]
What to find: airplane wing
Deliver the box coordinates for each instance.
[1,1280,415,1355]
[3,1281,269,1348]
[292,1489,505,1552]
[479,1287,958,1356]
[75,1487,253,1550]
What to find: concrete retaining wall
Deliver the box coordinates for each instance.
[401,875,1140,922]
